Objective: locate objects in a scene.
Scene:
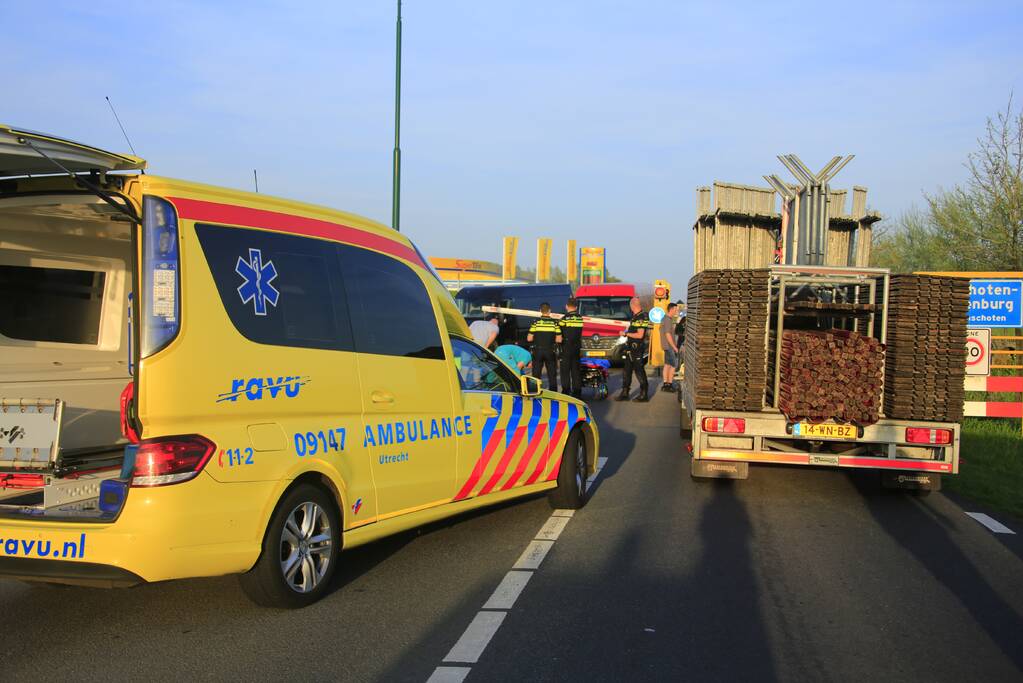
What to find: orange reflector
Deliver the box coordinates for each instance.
[702,417,746,434]
[905,427,952,445]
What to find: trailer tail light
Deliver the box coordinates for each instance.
[702,417,746,434]
[905,428,952,445]
[140,195,181,357]
[130,435,215,487]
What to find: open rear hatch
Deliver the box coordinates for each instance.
[0,125,144,518]
[0,124,145,177]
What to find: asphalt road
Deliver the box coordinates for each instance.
[3,373,1022,682]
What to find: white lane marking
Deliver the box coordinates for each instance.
[965,512,1016,535]
[535,515,571,541]
[513,539,555,570]
[426,666,471,683]
[482,570,533,610]
[430,452,612,679]
[585,456,609,492]
[443,611,507,664]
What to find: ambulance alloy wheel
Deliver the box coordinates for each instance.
[548,428,589,509]
[240,483,340,608]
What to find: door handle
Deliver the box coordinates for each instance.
[481,407,499,417]
[371,390,395,404]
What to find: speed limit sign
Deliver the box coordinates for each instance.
[965,329,991,376]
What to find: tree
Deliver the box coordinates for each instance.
[873,95,1023,272]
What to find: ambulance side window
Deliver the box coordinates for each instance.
[195,224,354,351]
[450,337,517,393]
[337,245,444,360]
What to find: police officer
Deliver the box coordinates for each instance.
[559,297,584,398]
[615,296,652,402]
[527,302,561,392]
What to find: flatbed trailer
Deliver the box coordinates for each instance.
[680,265,962,492]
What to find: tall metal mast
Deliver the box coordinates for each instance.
[392,0,402,232]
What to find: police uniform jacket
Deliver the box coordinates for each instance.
[529,316,561,349]
[559,311,584,348]
[626,310,652,349]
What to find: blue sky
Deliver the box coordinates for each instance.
[6,1,1023,290]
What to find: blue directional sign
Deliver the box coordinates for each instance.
[649,306,666,324]
[969,279,1022,328]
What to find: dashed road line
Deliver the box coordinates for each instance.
[512,540,555,569]
[426,666,471,683]
[428,455,608,681]
[965,512,1016,535]
[535,515,572,541]
[443,611,506,663]
[482,570,533,610]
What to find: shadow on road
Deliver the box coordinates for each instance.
[382,478,779,682]
[679,479,779,682]
[848,471,1023,672]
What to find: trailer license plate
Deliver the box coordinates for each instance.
[793,422,856,440]
[586,351,606,357]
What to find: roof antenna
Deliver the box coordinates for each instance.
[253,169,259,193]
[105,95,138,157]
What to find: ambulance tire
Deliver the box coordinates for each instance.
[548,428,588,509]
[239,483,341,609]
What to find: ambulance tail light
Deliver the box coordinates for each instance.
[130,435,215,487]
[140,195,180,358]
[702,417,746,434]
[905,428,952,445]
[119,382,140,444]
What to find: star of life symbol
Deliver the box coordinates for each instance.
[235,248,280,316]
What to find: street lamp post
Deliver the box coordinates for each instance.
[392,0,402,232]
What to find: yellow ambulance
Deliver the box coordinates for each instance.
[0,125,599,608]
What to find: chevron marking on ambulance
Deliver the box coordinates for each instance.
[525,401,565,486]
[500,399,546,491]
[453,394,505,501]
[479,397,528,496]
[545,403,580,481]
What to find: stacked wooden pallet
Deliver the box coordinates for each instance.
[684,269,770,411]
[779,329,884,425]
[884,275,969,422]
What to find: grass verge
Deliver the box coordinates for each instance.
[946,418,1023,520]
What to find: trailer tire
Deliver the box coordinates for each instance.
[679,406,692,439]
[239,483,341,609]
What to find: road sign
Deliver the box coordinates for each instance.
[965,329,991,376]
[649,307,665,324]
[968,279,1022,328]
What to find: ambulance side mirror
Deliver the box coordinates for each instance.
[520,375,542,397]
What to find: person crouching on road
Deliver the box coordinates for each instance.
[660,302,680,392]
[616,296,652,402]
[527,303,561,392]
[559,297,584,398]
[496,343,532,376]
